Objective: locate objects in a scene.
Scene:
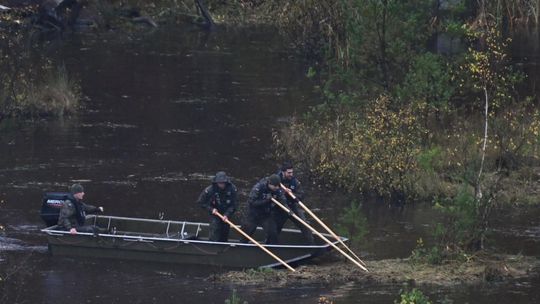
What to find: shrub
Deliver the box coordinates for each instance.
[336,200,369,247]
[275,95,425,197]
[224,289,248,304]
[19,65,81,117]
[395,288,432,304]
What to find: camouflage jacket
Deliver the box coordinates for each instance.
[197,182,237,217]
[57,195,99,230]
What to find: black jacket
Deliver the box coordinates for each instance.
[247,178,287,217]
[278,171,304,205]
[57,194,99,230]
[197,182,237,217]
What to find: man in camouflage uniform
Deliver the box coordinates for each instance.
[274,162,314,244]
[197,171,237,242]
[57,183,105,235]
[239,174,287,244]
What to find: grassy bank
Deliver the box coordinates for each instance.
[209,253,540,287]
[0,65,81,118]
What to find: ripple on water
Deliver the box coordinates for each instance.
[101,180,138,187]
[256,87,289,97]
[141,172,188,183]
[524,226,540,238]
[139,172,237,183]
[0,236,48,253]
[9,224,41,232]
[2,181,75,190]
[171,97,228,104]
[188,172,214,181]
[80,122,138,129]
[71,179,93,183]
[171,98,207,104]
[0,163,52,173]
[163,129,201,134]
[493,226,540,240]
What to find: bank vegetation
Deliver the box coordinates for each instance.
[261,1,540,262]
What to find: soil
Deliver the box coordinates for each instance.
[208,253,540,287]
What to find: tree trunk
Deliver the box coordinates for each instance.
[475,85,489,200]
[379,0,389,89]
[195,0,215,30]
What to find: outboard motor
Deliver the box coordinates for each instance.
[40,192,69,227]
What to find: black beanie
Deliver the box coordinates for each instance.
[70,183,84,194]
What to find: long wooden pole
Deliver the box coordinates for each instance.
[212,210,295,272]
[280,183,367,267]
[271,198,368,272]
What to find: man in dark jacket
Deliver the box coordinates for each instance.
[274,162,314,244]
[197,171,237,242]
[239,174,287,244]
[57,184,105,235]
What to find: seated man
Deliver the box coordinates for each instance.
[197,171,237,242]
[57,183,105,235]
[240,174,287,244]
[274,162,314,244]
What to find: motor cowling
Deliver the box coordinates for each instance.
[40,192,70,227]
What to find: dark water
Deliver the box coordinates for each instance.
[1,26,540,303]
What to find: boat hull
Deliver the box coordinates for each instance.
[42,215,345,268]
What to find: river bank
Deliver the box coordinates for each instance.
[210,253,540,287]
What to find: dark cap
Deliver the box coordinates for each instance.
[213,171,230,183]
[267,174,281,186]
[70,183,84,194]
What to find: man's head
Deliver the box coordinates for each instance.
[70,183,85,200]
[267,174,281,191]
[213,171,229,189]
[281,161,294,180]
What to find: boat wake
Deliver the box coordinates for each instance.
[0,236,48,253]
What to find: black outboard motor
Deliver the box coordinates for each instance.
[40,192,69,227]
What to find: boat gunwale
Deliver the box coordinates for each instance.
[41,215,348,249]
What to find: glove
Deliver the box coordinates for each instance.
[98,206,104,213]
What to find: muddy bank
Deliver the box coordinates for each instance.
[209,254,540,287]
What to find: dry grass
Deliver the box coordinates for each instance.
[13,65,81,117]
[209,253,540,286]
